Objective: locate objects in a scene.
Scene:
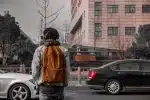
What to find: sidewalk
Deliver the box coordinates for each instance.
[69,81,86,87]
[66,83,89,91]
[66,85,89,90]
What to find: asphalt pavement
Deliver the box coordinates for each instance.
[64,87,150,100]
[1,87,150,100]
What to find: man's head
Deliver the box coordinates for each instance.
[42,27,59,40]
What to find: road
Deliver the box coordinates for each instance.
[64,87,150,100]
[1,87,150,100]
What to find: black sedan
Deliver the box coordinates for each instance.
[87,59,150,94]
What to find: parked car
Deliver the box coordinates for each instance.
[0,70,37,100]
[86,59,150,94]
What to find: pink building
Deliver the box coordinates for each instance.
[69,0,150,54]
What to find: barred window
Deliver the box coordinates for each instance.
[94,2,102,16]
[142,5,150,13]
[125,27,136,35]
[125,5,136,13]
[95,23,102,37]
[107,5,119,13]
[108,27,118,36]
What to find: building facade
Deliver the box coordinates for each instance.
[70,0,150,53]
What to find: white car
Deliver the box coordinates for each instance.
[0,70,38,100]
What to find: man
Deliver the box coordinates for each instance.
[31,27,69,100]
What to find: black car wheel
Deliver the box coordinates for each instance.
[105,79,121,95]
[8,83,31,100]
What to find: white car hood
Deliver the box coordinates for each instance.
[0,73,32,81]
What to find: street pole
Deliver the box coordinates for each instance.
[44,0,47,29]
[93,32,97,55]
[77,46,81,86]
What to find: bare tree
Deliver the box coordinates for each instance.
[110,35,131,59]
[35,0,64,30]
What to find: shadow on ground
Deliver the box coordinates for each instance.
[0,96,73,100]
[92,91,150,95]
[30,96,73,100]
[1,92,150,100]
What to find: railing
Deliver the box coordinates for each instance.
[0,67,32,74]
[0,67,91,82]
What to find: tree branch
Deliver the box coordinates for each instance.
[35,0,44,8]
[46,6,64,18]
[38,10,45,18]
[47,13,59,24]
[46,0,49,8]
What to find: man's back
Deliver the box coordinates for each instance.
[32,45,69,86]
[41,45,66,83]
[31,27,69,100]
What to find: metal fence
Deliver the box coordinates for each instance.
[0,66,90,85]
[0,66,32,74]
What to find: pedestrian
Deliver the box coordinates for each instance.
[31,27,69,100]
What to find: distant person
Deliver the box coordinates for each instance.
[31,27,69,100]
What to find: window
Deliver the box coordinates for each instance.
[142,5,150,13]
[125,27,136,35]
[110,64,119,70]
[94,2,102,16]
[95,23,102,37]
[107,5,118,13]
[118,62,139,71]
[108,27,118,36]
[125,5,136,13]
[140,62,150,72]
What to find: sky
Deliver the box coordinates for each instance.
[0,0,71,43]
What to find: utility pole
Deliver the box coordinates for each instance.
[44,0,47,29]
[77,46,81,86]
[40,18,43,36]
[39,18,44,45]
[62,20,70,44]
[64,21,69,44]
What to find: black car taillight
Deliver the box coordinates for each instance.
[88,70,96,80]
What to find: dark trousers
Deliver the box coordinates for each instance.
[39,84,64,100]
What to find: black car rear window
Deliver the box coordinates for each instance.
[140,62,150,72]
[112,62,139,71]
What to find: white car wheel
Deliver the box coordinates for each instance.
[8,83,31,100]
[105,80,120,94]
